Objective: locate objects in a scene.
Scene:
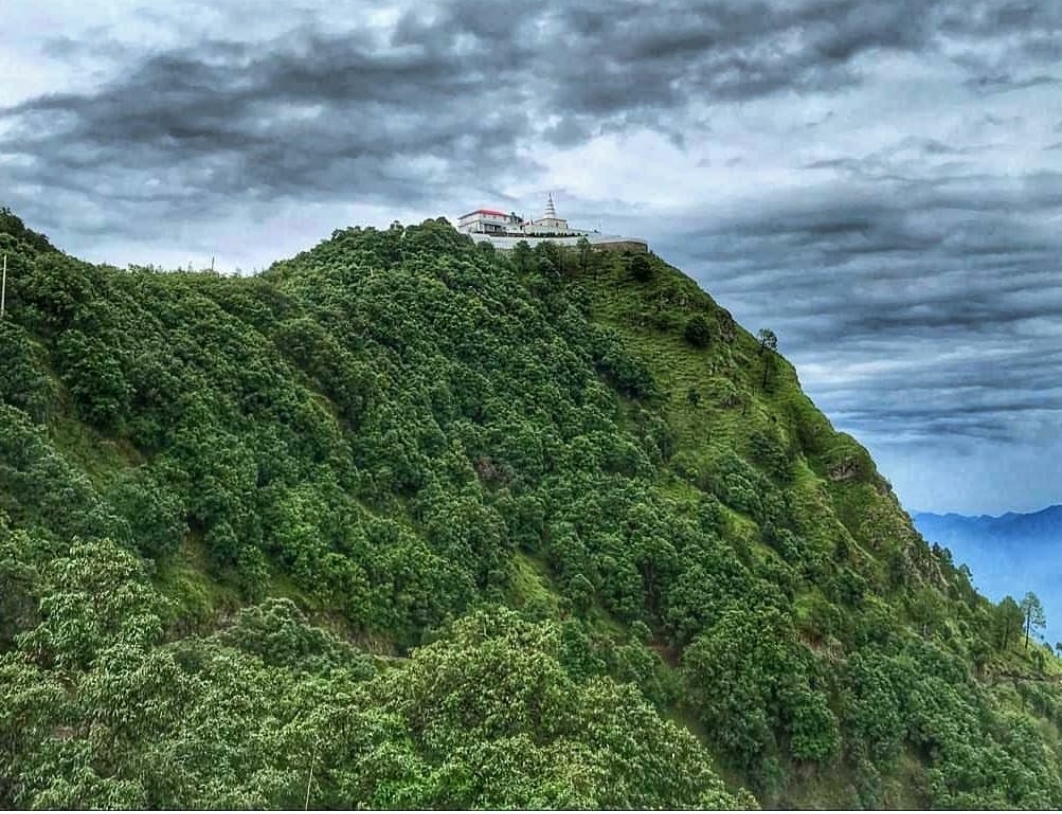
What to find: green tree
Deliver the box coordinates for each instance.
[1021,591,1046,649]
[757,328,778,354]
[631,253,653,282]
[684,315,711,348]
[374,610,750,809]
[757,329,778,389]
[994,596,1025,650]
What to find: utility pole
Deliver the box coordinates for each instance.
[1,255,6,319]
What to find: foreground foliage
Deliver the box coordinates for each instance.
[0,534,743,809]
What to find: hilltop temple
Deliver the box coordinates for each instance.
[456,195,647,252]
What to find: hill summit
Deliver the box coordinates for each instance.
[1,209,1061,809]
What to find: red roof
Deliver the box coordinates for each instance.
[475,208,509,217]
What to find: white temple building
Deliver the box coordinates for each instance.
[520,194,584,236]
[456,195,647,251]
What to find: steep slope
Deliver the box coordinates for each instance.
[1,210,1060,809]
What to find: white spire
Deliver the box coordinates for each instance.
[545,193,556,219]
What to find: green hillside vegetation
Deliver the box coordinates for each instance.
[1,207,1061,809]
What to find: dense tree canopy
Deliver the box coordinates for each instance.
[0,212,1060,809]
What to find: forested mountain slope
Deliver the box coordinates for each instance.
[1,209,1060,809]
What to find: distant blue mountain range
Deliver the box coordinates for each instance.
[913,506,1062,645]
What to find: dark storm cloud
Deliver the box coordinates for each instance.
[800,349,1062,441]
[3,0,1060,241]
[0,22,537,235]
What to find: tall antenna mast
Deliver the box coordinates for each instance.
[1,255,7,319]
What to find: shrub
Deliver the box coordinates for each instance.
[684,315,711,348]
[631,254,653,282]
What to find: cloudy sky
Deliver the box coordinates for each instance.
[2,0,1061,515]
